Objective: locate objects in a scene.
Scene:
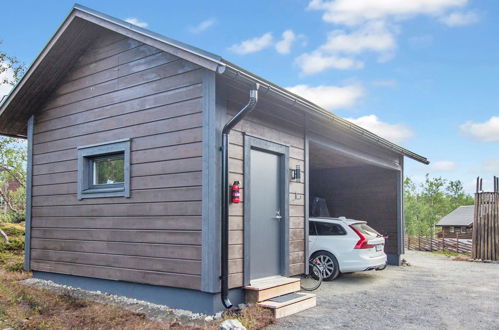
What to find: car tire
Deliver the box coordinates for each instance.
[311,251,340,281]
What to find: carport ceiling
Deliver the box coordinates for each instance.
[310,141,368,169]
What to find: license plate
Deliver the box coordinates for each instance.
[376,245,383,252]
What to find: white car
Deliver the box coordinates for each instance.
[309,217,387,280]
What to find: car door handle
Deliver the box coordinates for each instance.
[273,209,282,220]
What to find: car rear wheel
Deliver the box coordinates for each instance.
[311,251,339,281]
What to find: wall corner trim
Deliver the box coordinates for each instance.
[201,69,220,293]
[24,115,34,271]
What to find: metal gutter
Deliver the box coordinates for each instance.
[217,61,429,165]
[220,87,259,308]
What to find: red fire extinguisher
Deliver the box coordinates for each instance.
[231,181,240,203]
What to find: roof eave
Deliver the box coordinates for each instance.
[218,60,429,165]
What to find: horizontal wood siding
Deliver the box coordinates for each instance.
[310,166,400,255]
[30,32,204,290]
[226,106,306,288]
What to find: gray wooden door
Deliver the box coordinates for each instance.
[249,149,281,279]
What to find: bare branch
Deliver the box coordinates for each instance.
[0,188,21,215]
[0,229,8,243]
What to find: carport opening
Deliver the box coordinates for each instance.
[308,140,401,262]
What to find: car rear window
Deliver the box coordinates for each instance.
[310,221,346,236]
[351,223,381,237]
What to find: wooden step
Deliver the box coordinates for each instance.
[244,277,301,303]
[257,293,316,319]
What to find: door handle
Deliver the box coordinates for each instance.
[273,209,282,220]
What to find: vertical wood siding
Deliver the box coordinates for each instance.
[30,31,204,290]
[226,106,306,288]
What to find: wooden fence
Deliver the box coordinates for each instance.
[405,236,472,255]
[472,179,499,261]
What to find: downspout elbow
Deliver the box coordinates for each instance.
[222,88,259,135]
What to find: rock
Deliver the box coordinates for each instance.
[214,312,223,320]
[220,319,246,330]
[204,316,214,322]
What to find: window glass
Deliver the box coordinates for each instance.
[449,226,455,233]
[461,227,467,234]
[315,222,347,236]
[351,223,380,237]
[309,221,317,236]
[92,154,125,185]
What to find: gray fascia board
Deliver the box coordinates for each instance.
[73,4,223,71]
[73,4,222,63]
[0,12,79,131]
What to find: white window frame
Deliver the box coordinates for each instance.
[461,227,467,234]
[77,139,131,200]
[449,226,455,233]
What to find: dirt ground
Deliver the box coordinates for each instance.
[273,251,499,330]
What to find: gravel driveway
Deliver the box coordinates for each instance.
[273,251,499,330]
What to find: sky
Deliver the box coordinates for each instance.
[1,0,498,194]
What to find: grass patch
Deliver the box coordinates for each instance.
[0,222,26,273]
[0,270,212,329]
[219,305,275,329]
[0,223,274,329]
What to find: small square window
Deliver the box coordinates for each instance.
[77,139,130,199]
[449,226,455,233]
[461,227,467,234]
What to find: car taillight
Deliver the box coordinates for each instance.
[349,225,375,249]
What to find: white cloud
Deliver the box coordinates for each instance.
[440,11,479,27]
[125,17,149,28]
[229,33,273,55]
[189,18,216,34]
[320,21,396,55]
[307,0,468,26]
[460,116,499,142]
[286,84,363,110]
[346,115,414,144]
[483,159,499,173]
[275,30,298,54]
[429,160,459,172]
[295,51,363,74]
[301,0,474,74]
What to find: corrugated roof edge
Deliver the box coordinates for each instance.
[1,4,429,165]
